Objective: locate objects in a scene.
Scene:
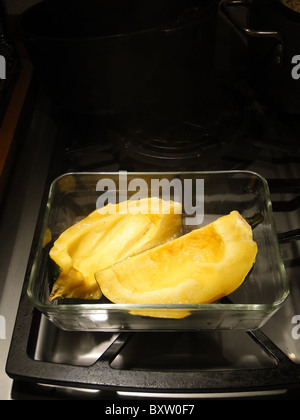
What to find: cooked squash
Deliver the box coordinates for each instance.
[49,198,182,300]
[96,211,258,314]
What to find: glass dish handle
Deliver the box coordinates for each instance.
[278,229,300,244]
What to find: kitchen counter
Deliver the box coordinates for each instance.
[0,52,32,202]
[0,85,57,400]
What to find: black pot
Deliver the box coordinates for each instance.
[221,0,300,114]
[19,0,219,115]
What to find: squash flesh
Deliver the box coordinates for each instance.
[96,211,258,310]
[49,198,182,300]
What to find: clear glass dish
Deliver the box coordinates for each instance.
[27,171,289,332]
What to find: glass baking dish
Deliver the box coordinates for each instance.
[27,171,289,332]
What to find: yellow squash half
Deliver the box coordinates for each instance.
[96,211,258,312]
[49,198,182,300]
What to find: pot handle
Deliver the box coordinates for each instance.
[278,229,300,244]
[246,214,300,244]
[220,0,285,64]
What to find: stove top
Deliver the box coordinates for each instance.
[1,81,299,400]
[1,5,300,399]
[58,89,249,173]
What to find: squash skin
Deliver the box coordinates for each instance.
[49,198,182,300]
[96,211,258,309]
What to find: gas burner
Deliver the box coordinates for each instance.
[118,119,212,169]
[116,104,250,171]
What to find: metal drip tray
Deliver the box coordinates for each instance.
[30,315,119,367]
[110,331,277,371]
[29,313,276,371]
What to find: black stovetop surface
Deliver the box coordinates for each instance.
[4,80,300,399]
[4,3,300,397]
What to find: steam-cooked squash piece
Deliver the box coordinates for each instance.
[49,198,182,300]
[96,211,258,312]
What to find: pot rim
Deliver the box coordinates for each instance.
[18,1,217,42]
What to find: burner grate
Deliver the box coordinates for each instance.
[115,105,250,170]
